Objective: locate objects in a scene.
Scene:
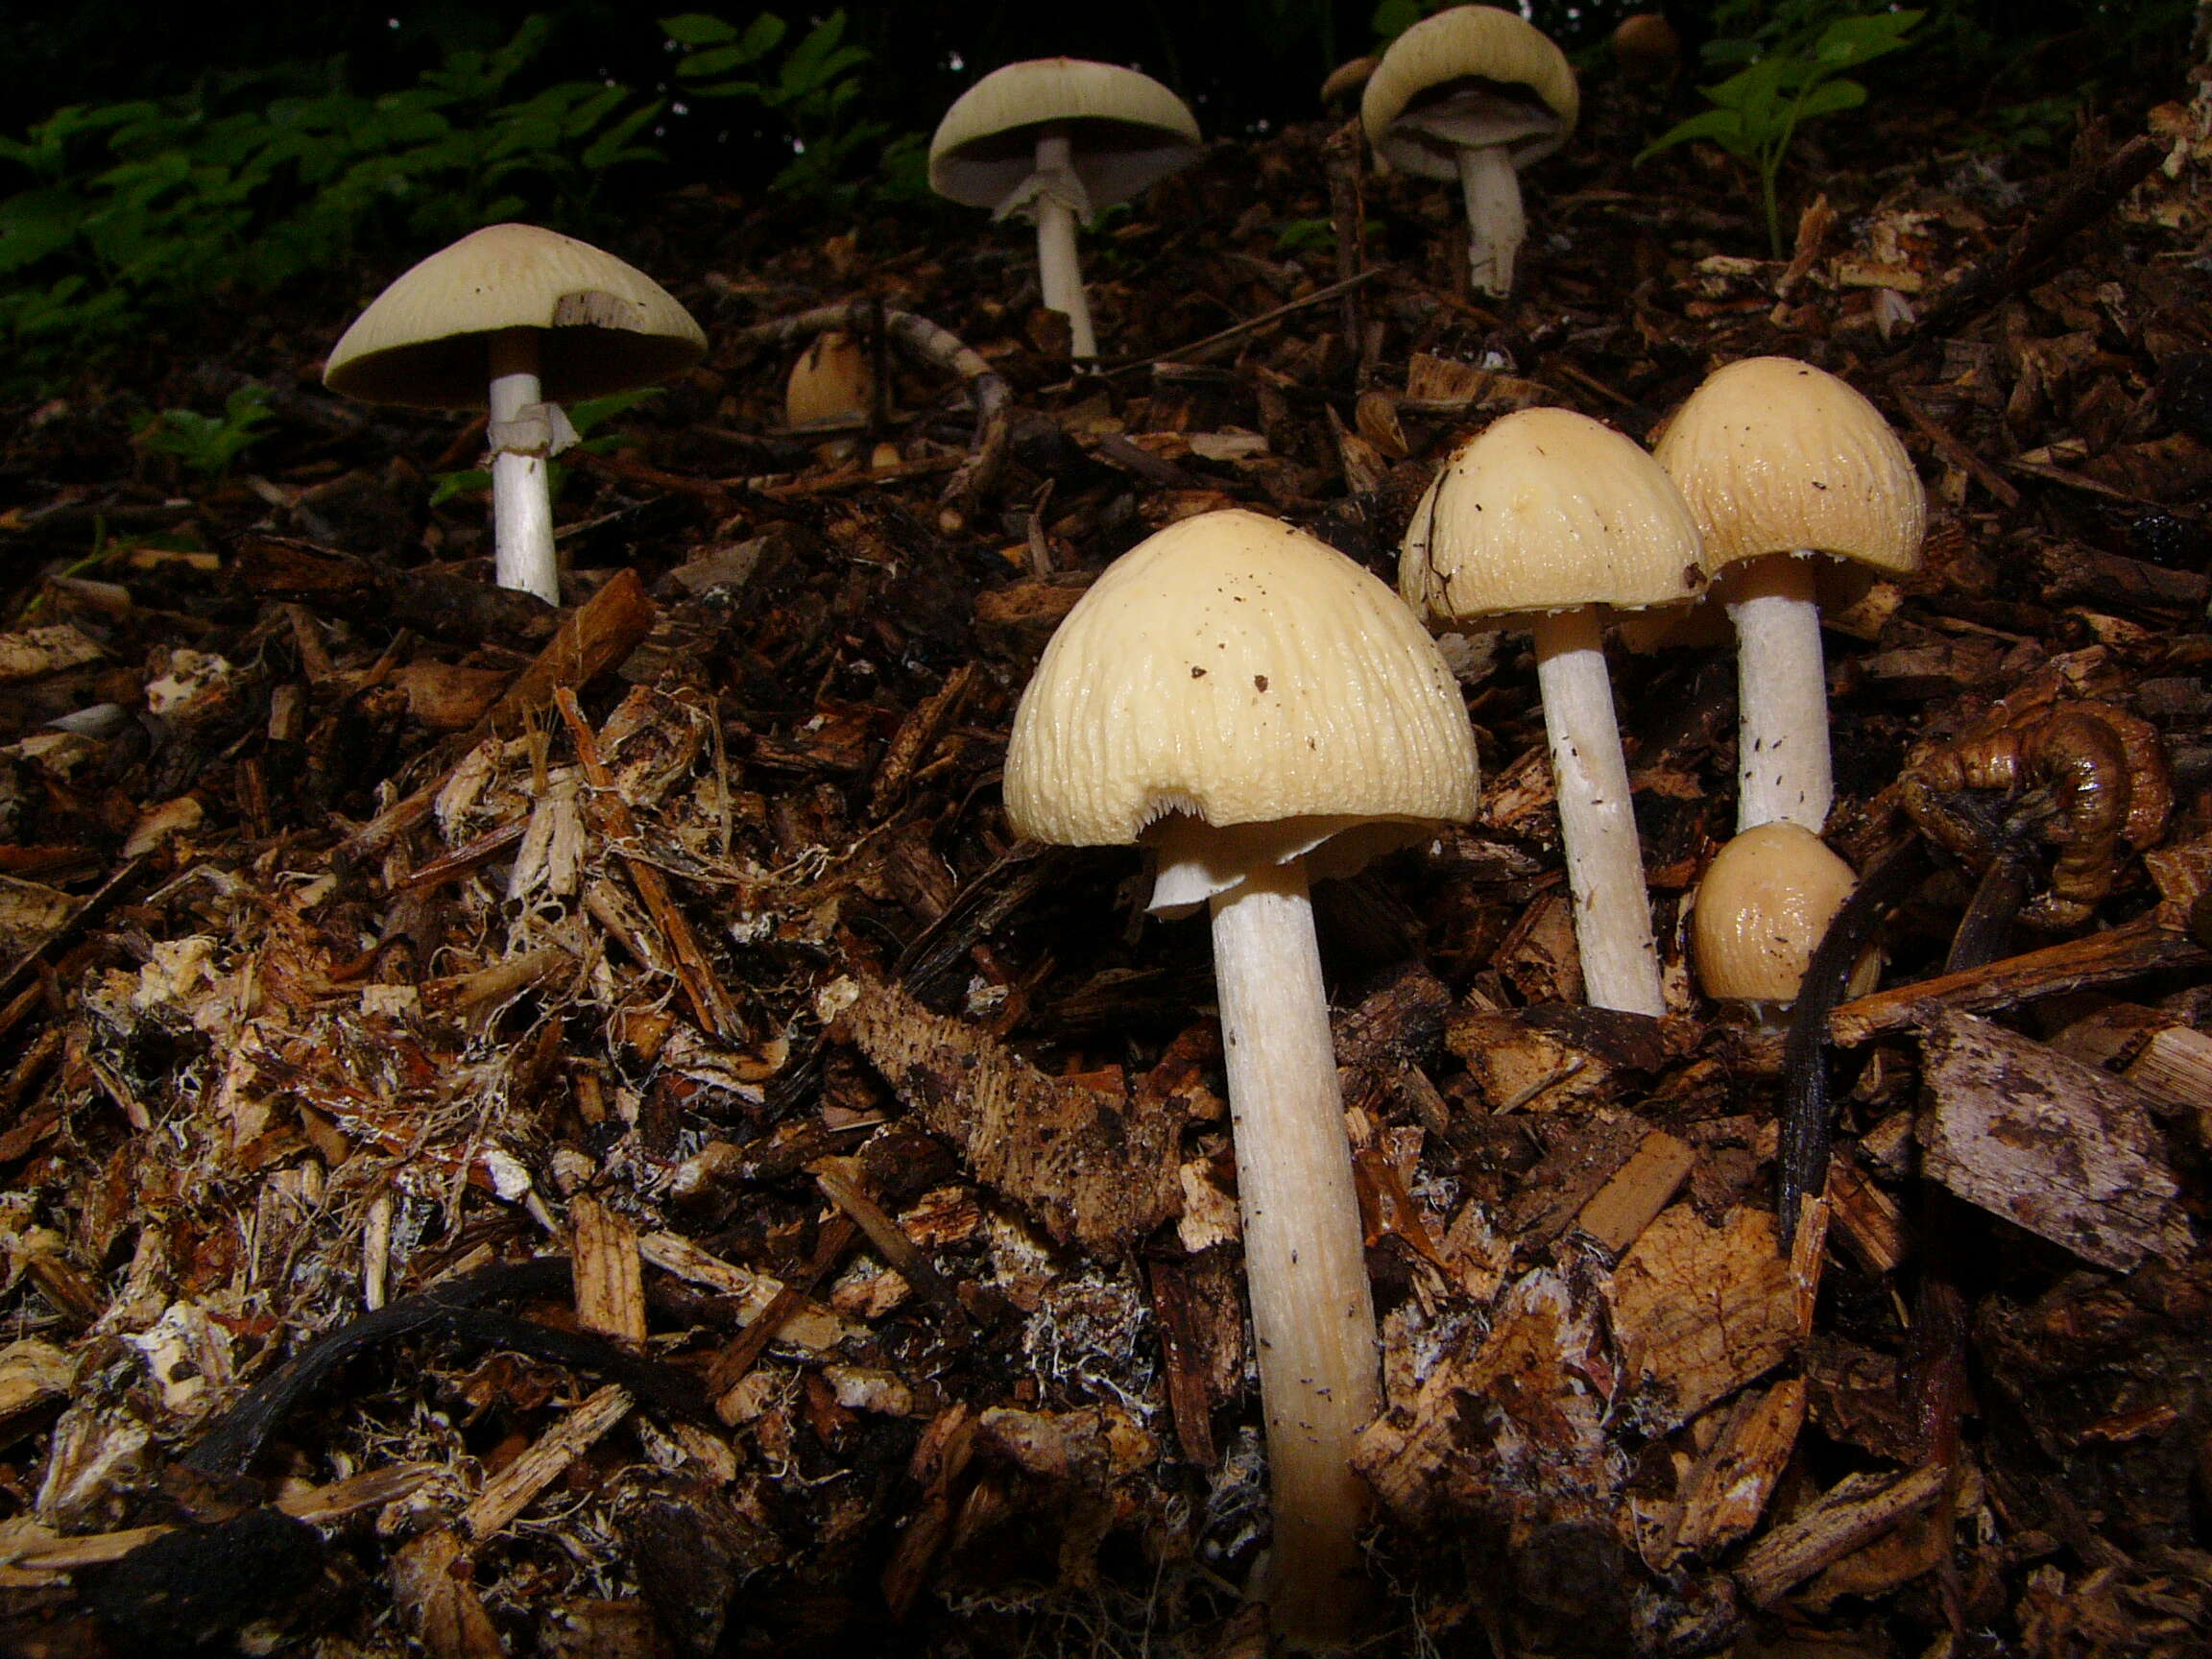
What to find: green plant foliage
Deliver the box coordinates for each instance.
[429,386,662,507]
[662,11,898,203]
[137,384,279,476]
[0,18,663,385]
[1638,9,1922,257]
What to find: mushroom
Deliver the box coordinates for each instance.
[325,223,705,605]
[1362,6,1578,298]
[1402,406,1702,1018]
[1004,508,1478,1645]
[1653,357,1926,834]
[783,330,876,432]
[929,59,1202,360]
[1692,821,1874,1020]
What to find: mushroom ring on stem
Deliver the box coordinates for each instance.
[1004,508,1478,1647]
[1653,356,1926,835]
[1362,5,1578,298]
[929,59,1202,361]
[1401,406,1702,1018]
[325,223,705,606]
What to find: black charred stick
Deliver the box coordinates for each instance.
[1778,840,1928,1246]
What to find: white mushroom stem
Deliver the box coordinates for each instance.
[1530,609,1665,1017]
[1455,143,1526,298]
[487,327,559,605]
[1030,132,1097,360]
[1725,554,1830,833]
[1203,854,1375,1647]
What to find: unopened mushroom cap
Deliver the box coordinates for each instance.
[1005,508,1479,848]
[784,331,875,430]
[1362,5,1579,181]
[1654,356,1926,581]
[325,223,706,408]
[1692,822,1859,1003]
[1400,406,1704,625]
[929,59,1202,213]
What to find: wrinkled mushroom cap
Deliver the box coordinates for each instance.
[929,59,1202,214]
[1005,508,1479,850]
[325,223,706,409]
[1654,356,1927,585]
[1362,5,1579,181]
[1692,822,1860,1003]
[1401,406,1705,626]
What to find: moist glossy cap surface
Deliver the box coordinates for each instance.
[325,223,706,408]
[1692,821,1859,1002]
[1005,508,1479,846]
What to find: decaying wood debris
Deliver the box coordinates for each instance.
[1,40,2212,1659]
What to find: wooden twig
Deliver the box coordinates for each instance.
[1912,134,2166,335]
[1828,907,2212,1045]
[553,685,743,1042]
[732,301,1010,506]
[1101,268,1388,378]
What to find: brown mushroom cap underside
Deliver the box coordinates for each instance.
[325,223,706,409]
[1653,356,1927,577]
[1402,405,1704,624]
[928,59,1202,212]
[1005,508,1479,848]
[1363,5,1579,180]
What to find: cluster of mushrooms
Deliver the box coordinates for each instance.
[316,7,1929,1648]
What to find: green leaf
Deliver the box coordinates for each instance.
[1637,107,1749,165]
[661,12,739,46]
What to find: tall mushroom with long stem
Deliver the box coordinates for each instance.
[1402,407,1703,1017]
[1362,6,1578,298]
[325,223,705,605]
[1005,508,1478,1647]
[1654,357,1926,833]
[929,59,1202,360]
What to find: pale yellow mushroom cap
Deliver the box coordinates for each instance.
[929,59,1202,214]
[1362,5,1579,180]
[1400,406,1705,625]
[1692,822,1860,1003]
[1653,356,1926,581]
[1004,508,1479,849]
[325,223,706,408]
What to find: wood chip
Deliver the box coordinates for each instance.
[1633,1377,1807,1571]
[833,974,1185,1252]
[1920,1010,2189,1270]
[1575,1128,1695,1256]
[461,1383,634,1542]
[1733,1463,1949,1608]
[1611,1206,1799,1432]
[570,1194,647,1345]
[1829,910,2212,1044]
[392,1527,505,1659]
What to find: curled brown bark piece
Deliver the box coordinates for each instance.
[1902,700,2172,927]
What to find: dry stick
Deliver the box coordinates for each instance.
[552,685,743,1042]
[810,1162,966,1321]
[732,301,1010,506]
[704,1214,860,1401]
[1100,268,1389,378]
[1324,119,1367,373]
[1911,133,2165,337]
[332,569,656,871]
